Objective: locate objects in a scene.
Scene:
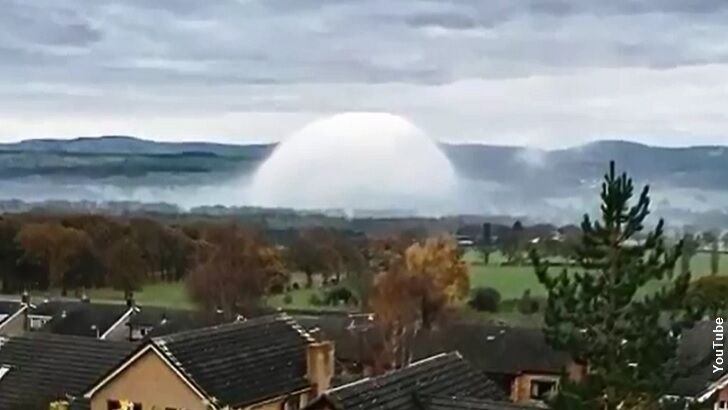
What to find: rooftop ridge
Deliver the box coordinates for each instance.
[327,352,454,393]
[153,313,290,343]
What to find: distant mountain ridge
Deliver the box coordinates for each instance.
[2,136,728,191]
[0,136,726,227]
[0,135,273,157]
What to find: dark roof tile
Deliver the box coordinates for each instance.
[297,316,569,376]
[153,314,313,407]
[321,352,507,410]
[42,303,131,338]
[671,321,726,397]
[0,333,135,409]
[418,394,540,410]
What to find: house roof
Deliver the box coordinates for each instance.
[29,300,81,316]
[315,352,507,410]
[90,314,314,408]
[0,300,22,316]
[68,398,91,410]
[41,302,132,338]
[127,305,222,339]
[415,323,570,375]
[297,315,569,376]
[0,333,134,409]
[0,300,23,327]
[296,314,376,364]
[417,394,540,410]
[670,321,726,398]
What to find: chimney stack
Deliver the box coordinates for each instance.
[306,341,334,396]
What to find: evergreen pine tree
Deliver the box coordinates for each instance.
[531,161,702,409]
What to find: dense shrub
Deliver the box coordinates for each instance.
[688,275,728,315]
[469,287,501,312]
[323,286,357,306]
[308,293,323,306]
[282,294,293,305]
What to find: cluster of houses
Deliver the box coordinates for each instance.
[0,294,722,409]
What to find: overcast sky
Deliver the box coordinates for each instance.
[3,0,728,148]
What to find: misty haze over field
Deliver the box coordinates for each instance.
[1,133,728,227]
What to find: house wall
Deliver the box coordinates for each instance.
[307,341,335,396]
[510,373,560,404]
[89,349,207,410]
[716,387,728,408]
[0,308,27,337]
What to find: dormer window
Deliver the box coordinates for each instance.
[28,315,51,330]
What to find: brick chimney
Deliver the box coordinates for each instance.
[306,341,334,396]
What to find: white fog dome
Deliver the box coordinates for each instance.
[249,112,458,212]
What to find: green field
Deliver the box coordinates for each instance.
[465,249,723,300]
[39,282,196,310]
[34,249,723,320]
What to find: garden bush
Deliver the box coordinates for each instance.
[469,287,501,312]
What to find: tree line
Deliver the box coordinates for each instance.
[0,214,198,295]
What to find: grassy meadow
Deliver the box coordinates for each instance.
[464,249,722,299]
[36,248,723,324]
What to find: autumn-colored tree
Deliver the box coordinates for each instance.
[129,217,164,278]
[404,237,469,328]
[159,226,196,281]
[370,236,469,370]
[331,233,367,282]
[16,222,92,295]
[0,218,22,293]
[61,214,126,250]
[188,226,283,318]
[104,235,148,297]
[129,219,195,281]
[287,227,340,287]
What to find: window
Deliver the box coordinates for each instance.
[130,326,153,341]
[529,379,557,401]
[28,315,51,330]
[107,400,142,410]
[717,401,728,410]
